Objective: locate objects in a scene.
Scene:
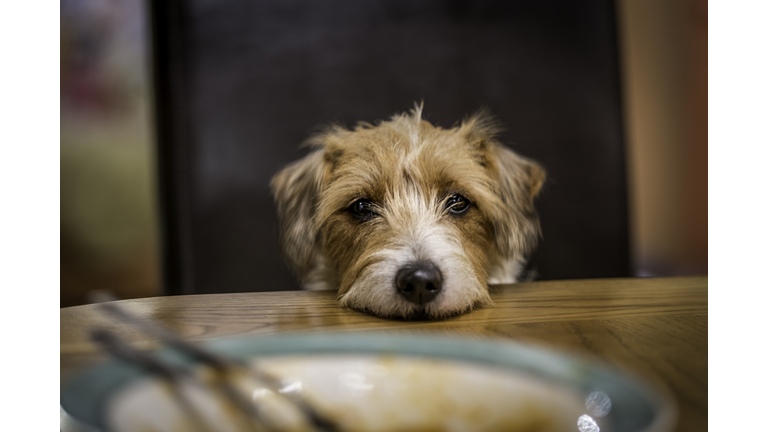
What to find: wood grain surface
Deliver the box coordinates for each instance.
[61,276,707,431]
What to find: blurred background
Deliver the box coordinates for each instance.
[61,0,158,307]
[60,0,706,308]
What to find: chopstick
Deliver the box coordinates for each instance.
[88,291,338,432]
[90,329,222,432]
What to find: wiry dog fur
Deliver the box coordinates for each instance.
[271,105,545,319]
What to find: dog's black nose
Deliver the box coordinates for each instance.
[395,262,443,305]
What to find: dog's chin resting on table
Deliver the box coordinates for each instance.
[271,106,545,320]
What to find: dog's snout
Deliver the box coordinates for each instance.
[395,262,443,305]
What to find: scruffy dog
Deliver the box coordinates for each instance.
[271,105,545,319]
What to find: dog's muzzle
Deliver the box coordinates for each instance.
[395,261,443,305]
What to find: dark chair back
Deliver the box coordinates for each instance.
[150,0,630,295]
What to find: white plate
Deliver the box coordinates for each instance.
[61,333,676,432]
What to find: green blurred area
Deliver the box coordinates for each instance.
[60,114,160,307]
[61,126,156,268]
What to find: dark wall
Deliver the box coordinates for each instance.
[152,0,630,295]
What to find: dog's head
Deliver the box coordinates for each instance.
[271,106,544,319]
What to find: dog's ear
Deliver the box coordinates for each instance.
[459,111,545,259]
[488,144,546,259]
[270,150,326,279]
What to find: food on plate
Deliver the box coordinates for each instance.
[107,355,586,432]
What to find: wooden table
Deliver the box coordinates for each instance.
[61,276,707,431]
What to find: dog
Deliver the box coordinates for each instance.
[271,105,545,319]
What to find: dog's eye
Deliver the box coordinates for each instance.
[446,194,471,215]
[349,199,377,220]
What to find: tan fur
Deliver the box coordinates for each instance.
[271,104,545,318]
